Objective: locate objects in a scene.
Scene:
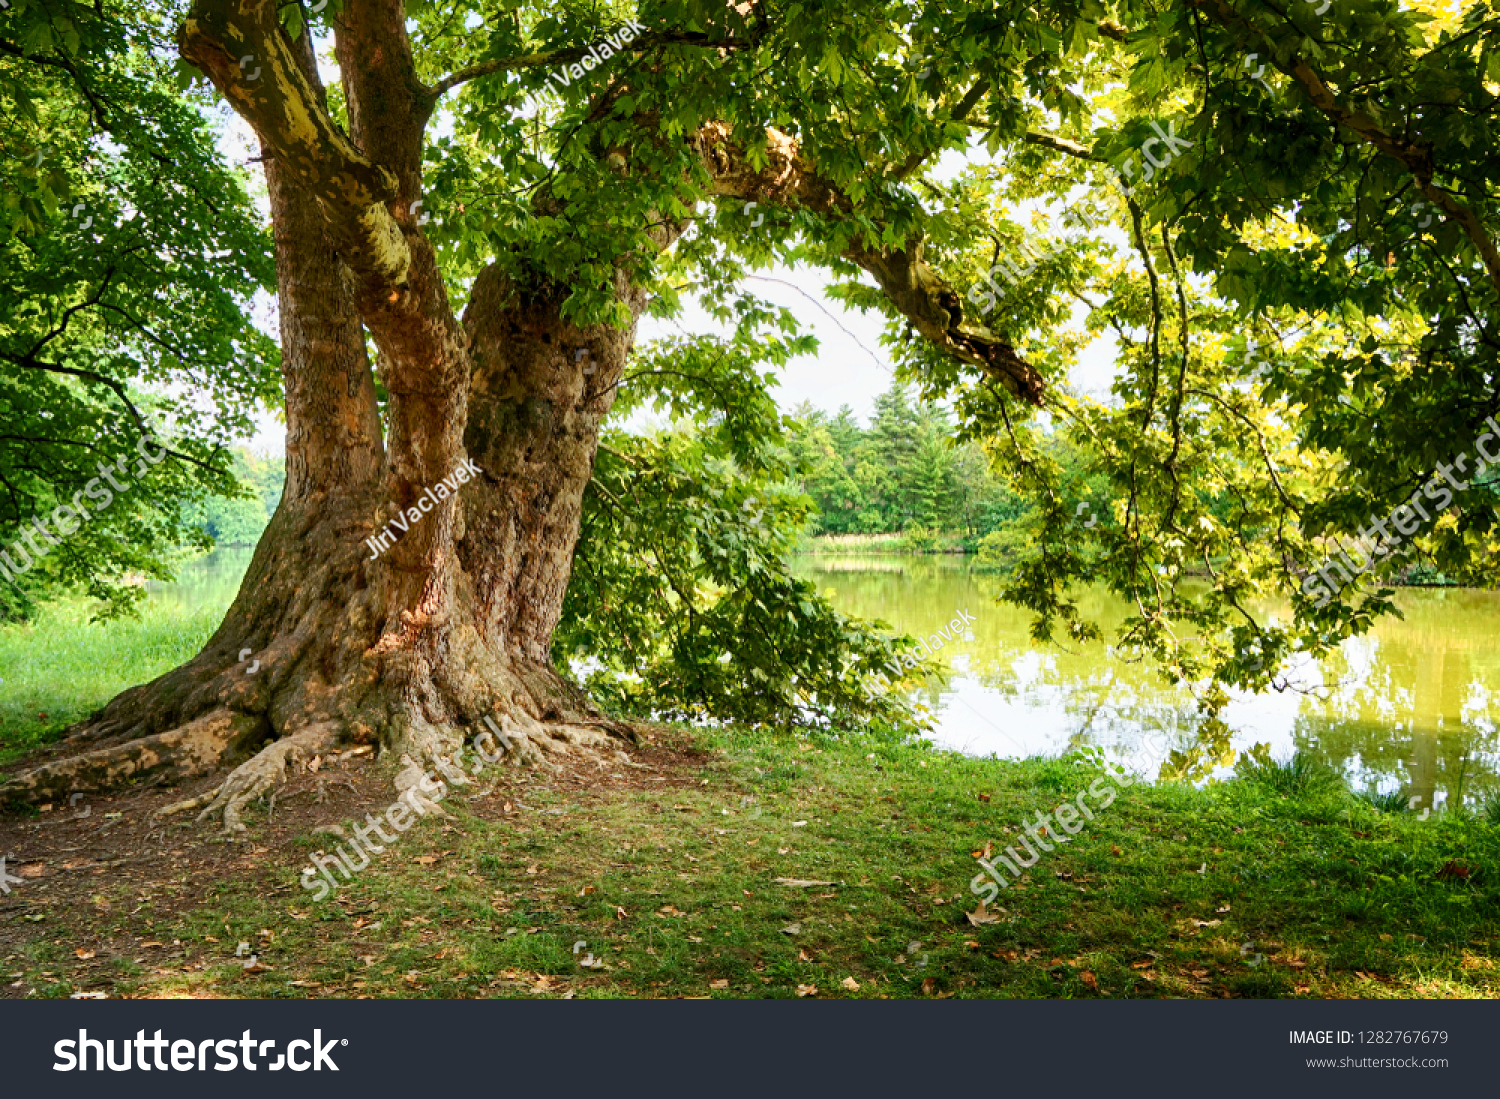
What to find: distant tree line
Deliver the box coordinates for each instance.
[786,383,1024,547]
[180,449,285,549]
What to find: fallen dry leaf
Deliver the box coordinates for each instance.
[920,977,938,996]
[841,976,860,991]
[579,885,596,896]
[977,793,991,802]
[1080,971,1099,992]
[795,984,817,997]
[74,949,95,960]
[709,979,729,989]
[798,948,814,962]
[774,878,837,887]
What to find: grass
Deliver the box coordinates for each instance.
[1358,788,1414,814]
[8,728,1498,1000]
[1233,751,1346,799]
[3,592,1497,1000]
[0,596,221,767]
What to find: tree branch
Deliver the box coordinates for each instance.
[1023,130,1100,161]
[178,0,411,294]
[1191,0,1500,299]
[890,78,992,182]
[692,122,1045,404]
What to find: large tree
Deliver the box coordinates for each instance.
[2,0,1036,824]
[7,0,1500,823]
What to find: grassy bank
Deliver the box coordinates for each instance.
[4,723,1497,1000]
[0,598,222,768]
[2,588,1497,1000]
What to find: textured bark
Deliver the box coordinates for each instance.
[460,266,646,664]
[0,1,633,826]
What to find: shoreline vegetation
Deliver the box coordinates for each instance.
[797,533,969,555]
[795,536,1480,589]
[786,382,1485,591]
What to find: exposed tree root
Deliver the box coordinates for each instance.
[155,787,224,819]
[393,754,453,818]
[482,709,637,772]
[0,709,266,806]
[1,602,648,837]
[194,722,343,834]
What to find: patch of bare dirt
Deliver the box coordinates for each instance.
[0,726,711,998]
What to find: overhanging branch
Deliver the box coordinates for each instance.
[1191,0,1500,299]
[692,122,1046,404]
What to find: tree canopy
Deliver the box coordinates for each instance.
[1,0,279,618]
[4,0,1500,743]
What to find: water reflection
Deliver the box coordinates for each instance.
[793,554,1500,807]
[146,547,257,616]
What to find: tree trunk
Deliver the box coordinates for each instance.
[0,264,637,828]
[0,6,635,829]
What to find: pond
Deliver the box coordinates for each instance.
[793,554,1500,811]
[153,548,1500,812]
